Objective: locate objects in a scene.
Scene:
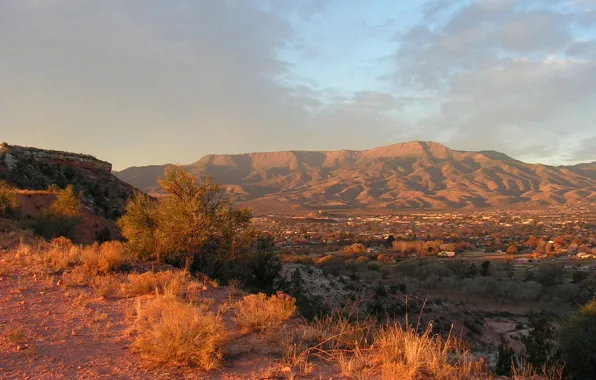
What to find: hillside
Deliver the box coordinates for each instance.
[0,143,137,242]
[115,141,596,212]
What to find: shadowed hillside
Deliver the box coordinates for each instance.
[115,141,596,212]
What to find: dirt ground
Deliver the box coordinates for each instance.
[0,252,336,379]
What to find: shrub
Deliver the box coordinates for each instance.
[79,241,124,275]
[118,168,279,289]
[0,181,20,218]
[371,323,484,379]
[90,275,120,298]
[29,185,83,240]
[133,295,228,369]
[126,270,190,297]
[559,299,596,379]
[234,292,296,333]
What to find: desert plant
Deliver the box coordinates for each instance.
[133,295,228,369]
[559,298,596,379]
[126,270,190,297]
[118,167,280,288]
[0,181,20,218]
[234,292,296,333]
[30,185,83,240]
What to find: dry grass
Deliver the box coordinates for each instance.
[133,295,229,369]
[90,275,121,298]
[512,361,565,380]
[62,265,90,286]
[234,292,296,334]
[3,324,25,344]
[126,270,191,297]
[370,323,485,379]
[81,242,125,275]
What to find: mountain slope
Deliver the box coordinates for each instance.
[115,141,596,212]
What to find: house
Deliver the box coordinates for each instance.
[438,251,456,257]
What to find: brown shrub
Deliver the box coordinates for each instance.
[126,270,190,297]
[234,292,296,333]
[133,295,228,369]
[90,275,121,298]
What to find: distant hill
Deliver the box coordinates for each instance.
[115,141,596,212]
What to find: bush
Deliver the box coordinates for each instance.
[29,185,83,240]
[0,181,20,218]
[80,242,124,275]
[117,167,280,288]
[133,295,228,369]
[559,299,596,379]
[126,270,190,297]
[234,292,296,333]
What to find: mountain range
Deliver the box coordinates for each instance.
[114,141,596,212]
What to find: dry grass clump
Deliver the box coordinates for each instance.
[81,242,125,275]
[234,292,296,333]
[90,275,121,298]
[370,323,485,380]
[126,270,191,297]
[512,361,565,380]
[41,238,82,272]
[133,295,228,369]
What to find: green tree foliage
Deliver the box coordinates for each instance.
[118,167,280,288]
[116,192,157,260]
[31,185,83,240]
[495,336,515,377]
[480,260,491,277]
[559,299,596,379]
[0,181,20,217]
[521,313,558,368]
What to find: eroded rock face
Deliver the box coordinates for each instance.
[0,143,112,173]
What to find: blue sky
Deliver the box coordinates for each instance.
[1,0,596,169]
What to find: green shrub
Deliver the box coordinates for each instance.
[559,299,596,379]
[0,181,20,218]
[29,185,83,240]
[117,167,280,289]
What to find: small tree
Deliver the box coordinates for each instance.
[559,299,596,379]
[32,185,83,240]
[117,191,157,260]
[118,167,279,288]
[495,336,515,376]
[0,181,20,218]
[480,260,491,277]
[521,313,558,368]
[507,243,518,254]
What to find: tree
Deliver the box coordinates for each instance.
[495,336,515,376]
[0,181,20,218]
[521,313,558,368]
[118,167,279,288]
[117,192,157,260]
[31,185,83,240]
[526,235,538,248]
[507,243,518,254]
[480,260,491,277]
[559,299,596,379]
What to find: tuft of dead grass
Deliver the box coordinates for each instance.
[133,295,228,369]
[126,270,190,297]
[90,275,121,298]
[234,292,296,334]
[81,242,125,275]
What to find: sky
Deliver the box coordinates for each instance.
[1,0,596,170]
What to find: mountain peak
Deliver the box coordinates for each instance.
[363,141,453,160]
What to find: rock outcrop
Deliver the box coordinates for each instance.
[0,143,112,173]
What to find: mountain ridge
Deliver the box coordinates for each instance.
[114,141,596,212]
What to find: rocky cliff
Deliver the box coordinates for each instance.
[0,143,112,173]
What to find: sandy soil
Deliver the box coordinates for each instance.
[0,253,335,379]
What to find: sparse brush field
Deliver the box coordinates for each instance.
[0,231,571,379]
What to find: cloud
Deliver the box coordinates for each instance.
[1,0,595,168]
[391,0,596,162]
